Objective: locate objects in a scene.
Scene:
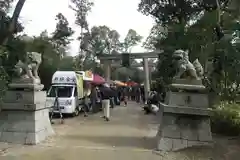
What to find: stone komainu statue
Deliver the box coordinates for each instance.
[14,52,42,84]
[172,49,204,80]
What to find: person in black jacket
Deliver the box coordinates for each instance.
[140,85,145,103]
[90,85,98,113]
[99,84,113,121]
[109,84,116,108]
[122,87,128,107]
[111,85,119,106]
[135,86,141,103]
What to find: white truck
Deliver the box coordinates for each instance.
[46,71,93,116]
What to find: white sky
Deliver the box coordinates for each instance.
[15,0,155,56]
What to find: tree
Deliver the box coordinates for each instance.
[116,29,143,81]
[77,26,121,75]
[80,25,121,56]
[143,24,167,51]
[58,56,75,71]
[121,29,143,52]
[70,0,94,71]
[140,0,240,101]
[138,0,235,52]
[0,0,15,13]
[0,0,26,45]
[120,29,142,66]
[79,25,144,81]
[138,0,232,24]
[0,0,26,100]
[52,13,74,58]
[70,0,94,31]
[70,0,94,56]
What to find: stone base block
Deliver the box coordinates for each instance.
[2,90,46,109]
[8,79,44,91]
[165,91,209,109]
[160,102,212,116]
[0,109,54,145]
[157,138,213,151]
[156,113,212,151]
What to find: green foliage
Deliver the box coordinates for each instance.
[158,52,175,75]
[52,13,74,44]
[0,46,9,102]
[52,13,74,58]
[80,25,122,55]
[130,68,144,83]
[70,0,94,30]
[0,0,15,13]
[211,102,240,136]
[121,29,142,52]
[0,0,26,98]
[138,0,230,25]
[121,53,130,67]
[0,67,8,102]
[58,56,75,71]
[0,12,24,39]
[140,0,240,102]
[79,26,144,81]
[0,5,24,45]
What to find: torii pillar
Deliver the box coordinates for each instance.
[143,58,150,102]
[103,60,111,82]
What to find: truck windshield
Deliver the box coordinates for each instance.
[47,86,73,98]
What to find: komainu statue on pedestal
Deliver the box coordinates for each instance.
[9,52,43,90]
[172,49,204,80]
[14,52,42,84]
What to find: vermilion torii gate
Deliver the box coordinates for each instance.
[97,51,163,101]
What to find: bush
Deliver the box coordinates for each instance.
[0,67,8,102]
[211,102,240,136]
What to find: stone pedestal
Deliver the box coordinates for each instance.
[156,79,213,151]
[8,78,44,91]
[0,90,54,144]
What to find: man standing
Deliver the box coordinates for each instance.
[96,86,102,111]
[90,85,97,113]
[122,87,128,107]
[83,83,91,117]
[99,84,112,121]
[140,85,145,103]
[136,86,141,103]
[109,84,116,108]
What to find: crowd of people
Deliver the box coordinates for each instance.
[82,83,147,121]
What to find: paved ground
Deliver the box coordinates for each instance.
[0,101,240,160]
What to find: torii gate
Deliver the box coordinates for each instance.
[97,51,163,101]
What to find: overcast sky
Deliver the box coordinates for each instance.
[15,0,155,56]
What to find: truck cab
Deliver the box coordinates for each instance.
[47,84,78,115]
[46,71,93,116]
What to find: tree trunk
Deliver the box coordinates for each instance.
[1,0,26,45]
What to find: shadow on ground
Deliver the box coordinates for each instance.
[63,135,156,150]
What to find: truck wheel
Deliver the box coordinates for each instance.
[73,107,80,116]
